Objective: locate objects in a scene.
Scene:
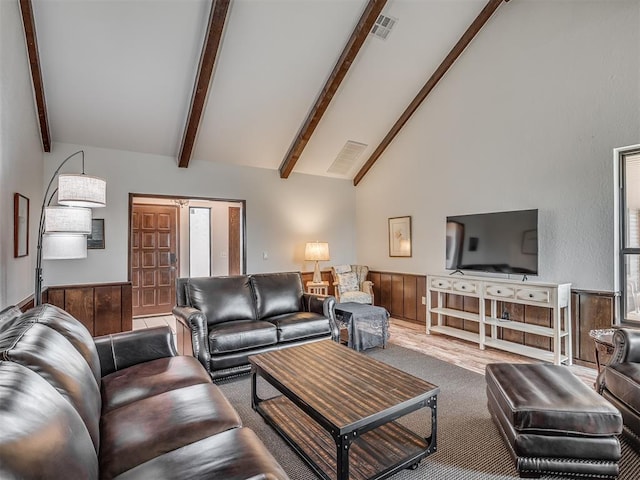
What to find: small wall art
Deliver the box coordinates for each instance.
[388,216,412,257]
[88,218,105,249]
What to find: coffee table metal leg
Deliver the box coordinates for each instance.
[336,434,350,480]
[426,396,438,455]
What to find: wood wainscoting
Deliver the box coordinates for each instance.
[369,271,426,326]
[44,282,133,336]
[369,270,616,367]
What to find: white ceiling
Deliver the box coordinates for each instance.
[31,0,493,180]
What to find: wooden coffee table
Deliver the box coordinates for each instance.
[249,340,439,480]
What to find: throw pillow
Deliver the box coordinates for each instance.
[338,271,359,294]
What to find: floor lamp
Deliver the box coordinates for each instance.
[35,150,106,306]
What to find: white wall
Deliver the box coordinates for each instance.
[0,1,44,307]
[355,0,640,291]
[43,144,356,287]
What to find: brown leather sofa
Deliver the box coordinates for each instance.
[597,327,640,444]
[0,304,289,480]
[173,272,339,379]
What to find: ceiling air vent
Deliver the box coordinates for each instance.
[327,141,368,175]
[370,14,397,41]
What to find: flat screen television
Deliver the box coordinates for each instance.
[445,209,538,275]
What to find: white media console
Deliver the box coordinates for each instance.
[426,274,572,365]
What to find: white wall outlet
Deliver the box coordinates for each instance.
[421,296,426,305]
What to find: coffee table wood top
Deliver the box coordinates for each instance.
[249,339,438,433]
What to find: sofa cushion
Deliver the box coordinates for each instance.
[101,356,212,413]
[340,291,373,304]
[209,320,278,354]
[187,276,256,326]
[0,321,102,451]
[268,312,331,342]
[113,428,288,480]
[100,382,242,479]
[251,272,303,320]
[601,362,640,414]
[0,361,99,480]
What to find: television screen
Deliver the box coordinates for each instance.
[445,209,538,275]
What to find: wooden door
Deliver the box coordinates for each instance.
[228,206,241,275]
[131,205,178,316]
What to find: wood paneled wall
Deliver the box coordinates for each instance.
[44,282,133,336]
[368,271,426,325]
[572,289,617,366]
[369,270,617,366]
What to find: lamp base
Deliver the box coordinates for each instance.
[313,261,322,283]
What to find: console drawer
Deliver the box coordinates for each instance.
[485,284,515,299]
[452,280,478,294]
[430,278,452,291]
[515,288,550,304]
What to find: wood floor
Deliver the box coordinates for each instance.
[134,314,598,387]
[389,318,598,387]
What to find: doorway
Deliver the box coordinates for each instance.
[129,194,246,317]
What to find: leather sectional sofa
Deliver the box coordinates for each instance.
[173,271,339,379]
[0,304,289,480]
[597,327,640,444]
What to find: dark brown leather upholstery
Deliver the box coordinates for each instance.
[487,363,622,479]
[113,428,288,480]
[174,272,339,379]
[0,304,289,480]
[0,362,99,480]
[598,328,640,444]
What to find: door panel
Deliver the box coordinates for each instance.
[132,204,178,316]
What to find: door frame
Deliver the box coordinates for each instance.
[127,193,247,285]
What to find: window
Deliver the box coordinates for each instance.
[619,148,640,323]
[189,207,211,277]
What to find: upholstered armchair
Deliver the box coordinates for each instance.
[331,264,374,304]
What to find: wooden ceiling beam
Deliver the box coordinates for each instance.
[19,0,51,152]
[178,0,231,168]
[279,0,388,179]
[353,0,509,186]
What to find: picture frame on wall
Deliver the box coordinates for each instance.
[88,218,105,249]
[14,193,29,258]
[388,216,412,257]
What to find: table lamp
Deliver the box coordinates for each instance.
[305,241,330,283]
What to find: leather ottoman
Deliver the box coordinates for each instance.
[486,363,623,478]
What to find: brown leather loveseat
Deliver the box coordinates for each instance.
[0,304,288,480]
[173,271,339,379]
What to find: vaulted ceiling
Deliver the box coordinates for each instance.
[25,0,508,184]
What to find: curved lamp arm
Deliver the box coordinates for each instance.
[34,150,85,306]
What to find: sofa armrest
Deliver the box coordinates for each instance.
[94,326,177,377]
[303,294,339,342]
[173,305,211,374]
[610,328,640,364]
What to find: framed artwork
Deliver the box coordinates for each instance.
[389,216,412,257]
[88,218,105,249]
[14,193,29,258]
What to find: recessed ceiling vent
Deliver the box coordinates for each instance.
[370,14,397,41]
[327,141,368,175]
